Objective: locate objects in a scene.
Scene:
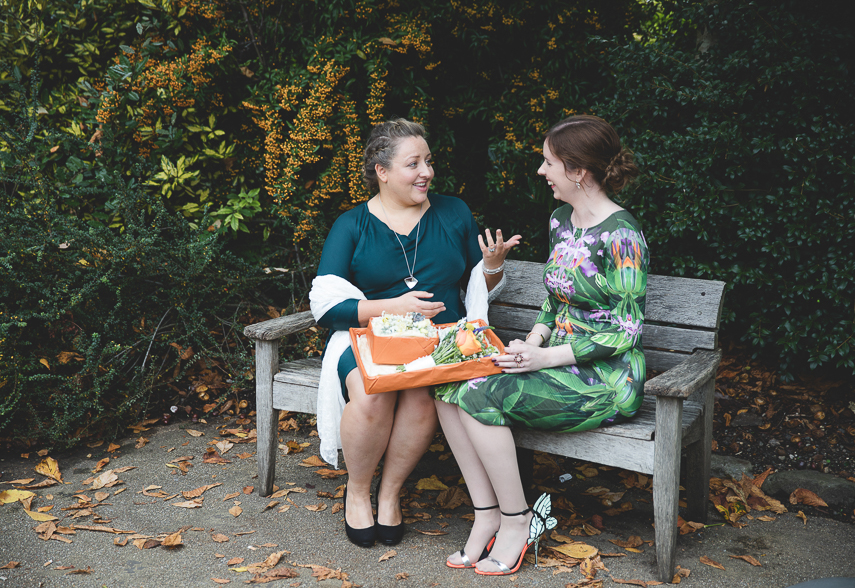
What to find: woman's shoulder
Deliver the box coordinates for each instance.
[608,209,643,233]
[330,202,370,231]
[429,193,470,213]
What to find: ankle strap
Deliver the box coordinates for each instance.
[500,506,531,517]
[473,504,499,511]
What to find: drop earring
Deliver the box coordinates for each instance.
[575,180,581,189]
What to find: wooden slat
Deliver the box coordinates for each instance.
[489,307,716,353]
[274,357,323,388]
[645,349,722,399]
[493,260,725,330]
[244,311,316,341]
[644,350,690,372]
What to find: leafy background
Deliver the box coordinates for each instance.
[1,0,852,446]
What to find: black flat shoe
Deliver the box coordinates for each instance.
[343,484,376,548]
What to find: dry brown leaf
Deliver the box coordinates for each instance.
[90,470,118,490]
[5,478,35,485]
[161,531,183,548]
[269,489,291,499]
[756,515,776,522]
[379,550,397,562]
[304,503,327,512]
[227,557,244,565]
[135,437,149,449]
[212,533,229,542]
[552,544,598,559]
[435,486,470,510]
[789,488,828,507]
[113,536,128,546]
[246,567,299,583]
[608,536,643,549]
[25,510,59,522]
[729,554,761,566]
[133,538,161,549]
[34,457,63,482]
[299,455,326,467]
[237,452,253,459]
[107,443,121,453]
[699,556,725,570]
[66,566,93,575]
[314,468,347,479]
[229,505,243,517]
[412,528,448,536]
[396,572,409,580]
[94,491,110,502]
[93,458,110,473]
[186,429,204,437]
[796,510,808,524]
[182,483,222,499]
[610,576,662,587]
[174,499,203,509]
[203,450,230,464]
[211,579,231,585]
[215,440,234,455]
[0,562,20,569]
[18,479,57,490]
[113,466,136,474]
[242,486,254,494]
[264,500,280,511]
[223,491,240,501]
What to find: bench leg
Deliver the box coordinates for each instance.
[653,396,683,583]
[255,339,280,496]
[685,378,714,523]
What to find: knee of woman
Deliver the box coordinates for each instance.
[347,391,396,422]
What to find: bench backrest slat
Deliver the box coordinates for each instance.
[489,260,725,373]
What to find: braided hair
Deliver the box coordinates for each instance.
[362,119,427,193]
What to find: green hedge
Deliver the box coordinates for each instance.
[591,0,855,375]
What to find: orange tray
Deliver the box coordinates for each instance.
[367,318,439,365]
[350,319,505,395]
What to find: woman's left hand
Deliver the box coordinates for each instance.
[480,229,521,270]
[492,339,548,373]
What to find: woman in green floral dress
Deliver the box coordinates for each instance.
[435,115,648,575]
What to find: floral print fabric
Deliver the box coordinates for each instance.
[436,205,649,432]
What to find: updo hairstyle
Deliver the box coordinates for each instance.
[362,118,427,193]
[544,115,639,194]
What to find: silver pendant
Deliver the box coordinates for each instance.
[404,276,418,289]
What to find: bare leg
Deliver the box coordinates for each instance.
[436,400,501,565]
[340,368,397,529]
[376,387,438,526]
[455,407,534,573]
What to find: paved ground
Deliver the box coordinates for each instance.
[1,417,854,588]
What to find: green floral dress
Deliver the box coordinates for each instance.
[436,205,649,432]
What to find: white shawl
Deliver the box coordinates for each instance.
[309,261,505,467]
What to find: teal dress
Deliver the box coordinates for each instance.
[316,194,483,396]
[436,205,649,432]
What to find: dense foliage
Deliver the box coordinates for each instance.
[1,0,852,446]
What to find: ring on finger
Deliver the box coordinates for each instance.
[488,247,496,253]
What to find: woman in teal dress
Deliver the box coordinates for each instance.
[435,115,648,575]
[311,119,520,549]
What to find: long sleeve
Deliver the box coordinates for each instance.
[316,214,361,331]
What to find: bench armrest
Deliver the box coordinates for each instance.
[243,310,317,341]
[644,348,722,400]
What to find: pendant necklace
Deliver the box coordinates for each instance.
[379,198,422,289]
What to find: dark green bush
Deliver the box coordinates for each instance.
[0,65,290,446]
[593,0,855,375]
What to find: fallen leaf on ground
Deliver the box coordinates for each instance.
[729,555,761,566]
[415,475,448,491]
[246,567,298,583]
[396,572,409,580]
[553,543,598,559]
[229,505,242,517]
[223,492,240,501]
[610,576,662,587]
[700,556,725,570]
[114,536,128,546]
[412,528,448,536]
[66,567,93,575]
[90,470,119,490]
[71,524,135,533]
[314,468,347,479]
[161,531,183,547]
[203,450,230,464]
[237,452,253,459]
[135,437,149,449]
[242,486,253,494]
[133,538,161,549]
[113,466,136,474]
[25,510,59,521]
[305,503,327,512]
[215,440,234,455]
[671,565,691,583]
[264,500,279,510]
[0,562,20,569]
[34,457,63,482]
[0,489,35,504]
[212,579,230,585]
[796,510,807,524]
[608,536,643,549]
[212,533,229,542]
[299,455,326,467]
[789,488,828,507]
[435,486,470,510]
[182,483,222,499]
[186,429,204,437]
[174,499,203,509]
[94,492,110,502]
[227,557,244,565]
[5,478,35,485]
[379,550,397,562]
[107,443,121,452]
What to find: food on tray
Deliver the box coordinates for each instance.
[370,312,438,338]
[401,318,500,372]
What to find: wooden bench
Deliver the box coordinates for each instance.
[243,259,725,582]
